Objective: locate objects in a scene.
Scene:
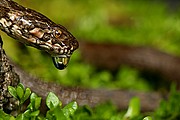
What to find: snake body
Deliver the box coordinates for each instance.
[0,0,79,70]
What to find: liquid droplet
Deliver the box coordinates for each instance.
[52,56,70,70]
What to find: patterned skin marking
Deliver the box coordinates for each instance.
[0,0,79,70]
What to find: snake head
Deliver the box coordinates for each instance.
[48,26,79,70]
[0,0,79,70]
[26,24,78,70]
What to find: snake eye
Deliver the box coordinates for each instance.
[54,30,62,38]
[52,56,70,70]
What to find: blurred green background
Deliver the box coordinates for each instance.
[2,0,180,91]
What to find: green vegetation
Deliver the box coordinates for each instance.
[2,83,78,120]
[1,83,180,119]
[154,85,180,119]
[1,0,180,119]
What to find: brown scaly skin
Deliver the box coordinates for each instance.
[0,0,79,70]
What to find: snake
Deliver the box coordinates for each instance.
[0,0,79,70]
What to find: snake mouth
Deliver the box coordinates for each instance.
[52,55,70,70]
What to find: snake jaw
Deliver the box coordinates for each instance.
[52,55,70,70]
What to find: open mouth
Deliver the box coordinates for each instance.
[52,55,70,70]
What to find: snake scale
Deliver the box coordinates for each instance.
[0,0,79,70]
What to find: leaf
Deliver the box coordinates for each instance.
[30,110,40,117]
[28,93,38,111]
[16,114,25,120]
[16,113,30,120]
[0,110,13,120]
[30,93,38,106]
[27,103,33,111]
[18,83,25,91]
[62,101,78,118]
[16,85,24,99]
[123,97,140,119]
[54,106,66,120]
[30,93,38,102]
[45,110,53,119]
[9,116,15,120]
[23,109,31,117]
[8,86,18,99]
[143,116,153,120]
[46,92,60,109]
[27,93,41,111]
[22,88,31,103]
[34,97,41,110]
